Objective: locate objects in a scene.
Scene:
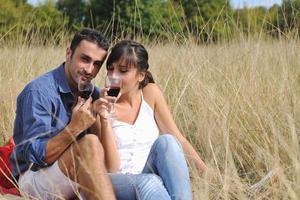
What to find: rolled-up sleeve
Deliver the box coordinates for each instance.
[15,90,55,168]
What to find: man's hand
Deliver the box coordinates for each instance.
[45,97,96,164]
[69,96,96,136]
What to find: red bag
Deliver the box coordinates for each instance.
[0,137,16,188]
[0,186,20,196]
[0,137,21,196]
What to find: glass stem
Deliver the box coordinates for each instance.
[110,102,115,114]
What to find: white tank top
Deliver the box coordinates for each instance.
[112,93,159,174]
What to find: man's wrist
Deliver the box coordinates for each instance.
[65,123,82,137]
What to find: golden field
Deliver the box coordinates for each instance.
[0,37,299,199]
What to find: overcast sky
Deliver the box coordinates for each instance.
[28,0,283,9]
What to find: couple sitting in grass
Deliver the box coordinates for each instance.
[10,28,206,200]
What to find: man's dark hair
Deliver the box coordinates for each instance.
[70,28,109,57]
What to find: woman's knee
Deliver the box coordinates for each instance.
[154,134,182,152]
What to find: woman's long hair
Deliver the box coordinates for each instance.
[106,40,154,89]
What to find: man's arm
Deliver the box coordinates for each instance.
[45,97,96,164]
[14,90,96,167]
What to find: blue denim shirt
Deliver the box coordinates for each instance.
[10,64,99,177]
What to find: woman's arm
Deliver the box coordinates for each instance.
[89,114,101,137]
[143,83,207,172]
[92,95,120,172]
[99,117,120,172]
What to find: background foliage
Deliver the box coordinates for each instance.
[1,0,300,43]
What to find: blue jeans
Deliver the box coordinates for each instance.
[110,134,192,200]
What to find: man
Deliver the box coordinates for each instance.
[10,28,116,200]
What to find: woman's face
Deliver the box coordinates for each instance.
[107,58,145,95]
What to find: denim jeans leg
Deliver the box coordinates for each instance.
[142,134,193,200]
[110,173,171,200]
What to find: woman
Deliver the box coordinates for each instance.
[95,40,207,200]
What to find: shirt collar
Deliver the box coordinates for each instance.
[54,63,72,94]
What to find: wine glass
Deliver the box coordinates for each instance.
[78,76,95,100]
[105,75,122,119]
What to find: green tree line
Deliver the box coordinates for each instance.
[1,0,300,43]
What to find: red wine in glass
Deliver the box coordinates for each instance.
[107,86,120,97]
[105,75,122,119]
[79,90,93,99]
[78,77,94,100]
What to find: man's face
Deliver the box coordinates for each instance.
[65,40,107,91]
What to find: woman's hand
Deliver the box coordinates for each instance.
[92,88,117,119]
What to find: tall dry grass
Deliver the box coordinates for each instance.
[1,37,300,199]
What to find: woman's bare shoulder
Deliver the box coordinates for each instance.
[143,83,161,93]
[142,83,163,108]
